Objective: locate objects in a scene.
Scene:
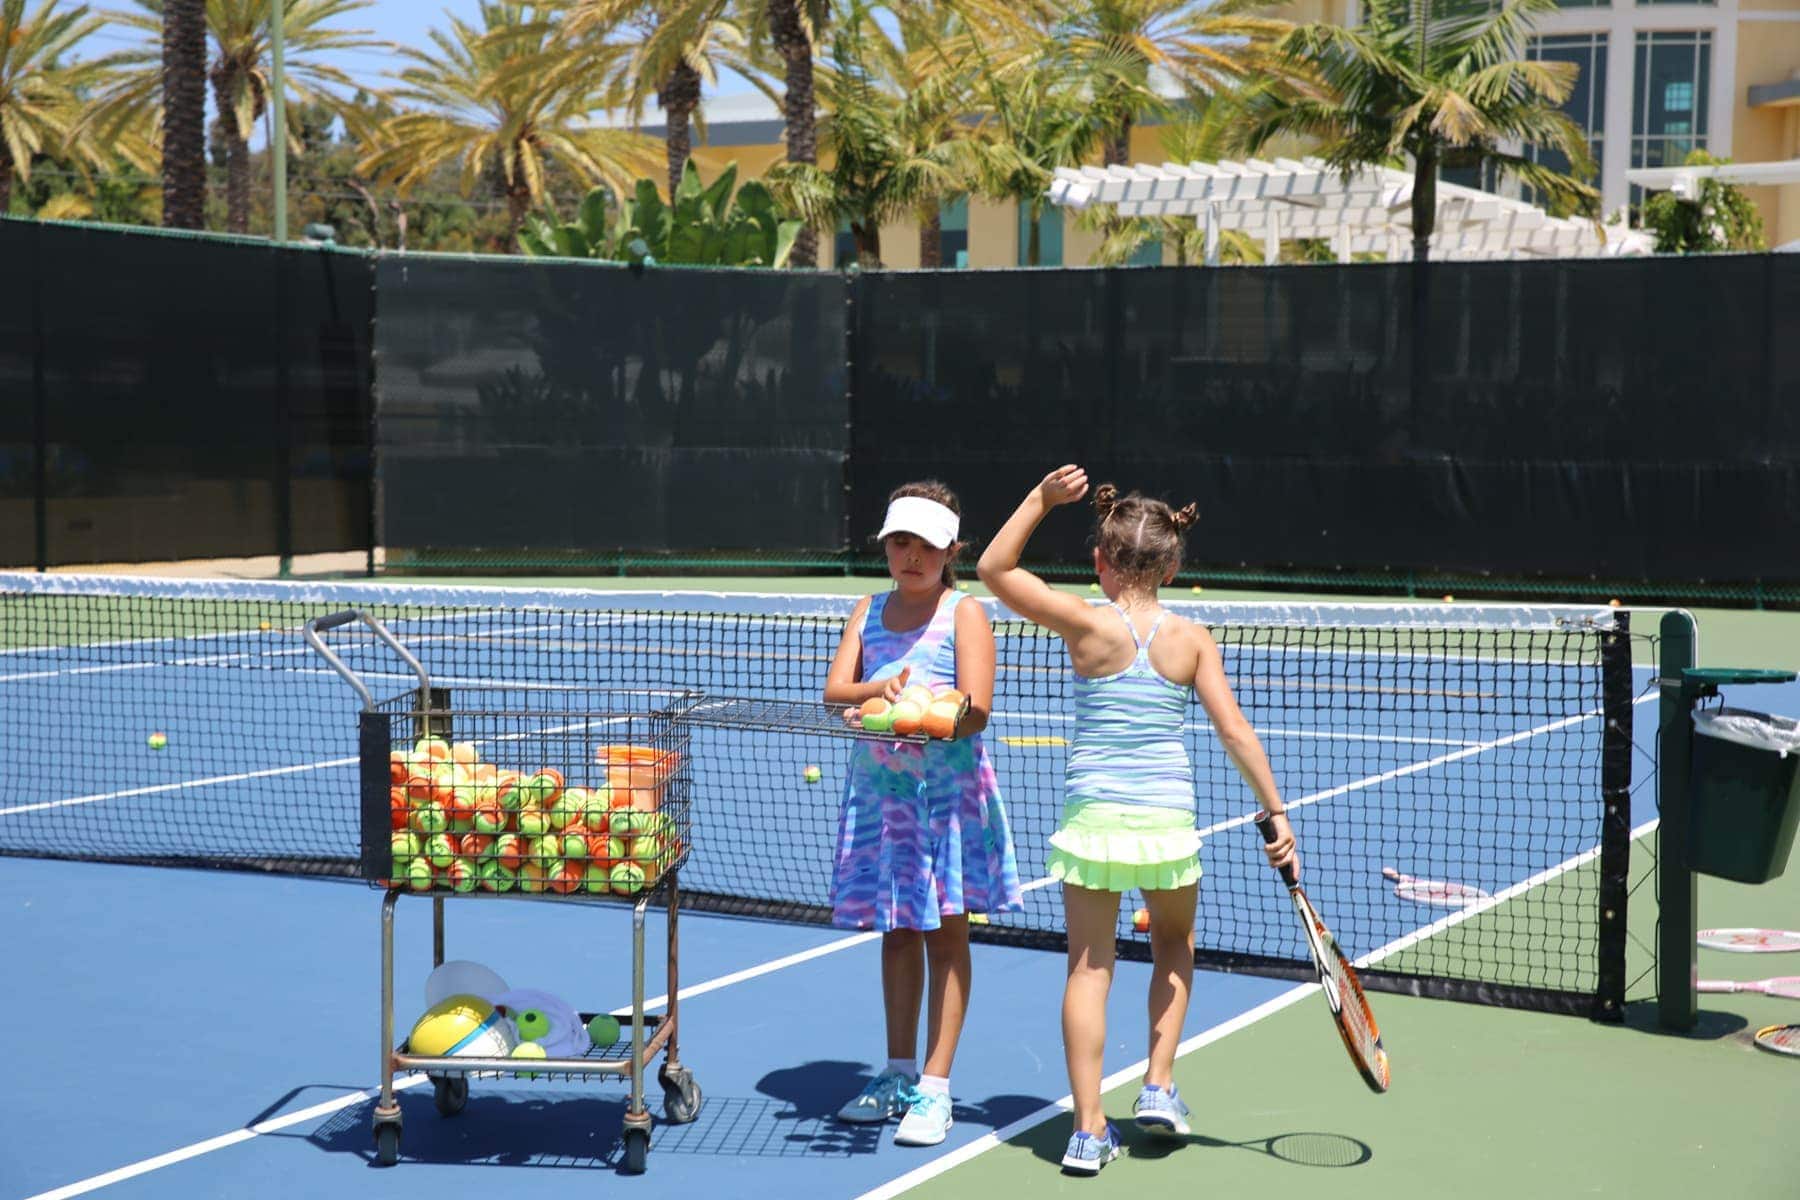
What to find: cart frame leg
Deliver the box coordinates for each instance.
[664,870,681,1070]
[376,890,403,1124]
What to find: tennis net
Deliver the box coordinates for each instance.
[0,573,1646,1017]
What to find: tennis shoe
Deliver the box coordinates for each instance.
[836,1070,914,1124]
[1060,1123,1123,1175]
[1132,1084,1191,1136]
[893,1086,953,1146]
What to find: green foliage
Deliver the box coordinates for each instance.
[1640,151,1767,255]
[517,159,801,267]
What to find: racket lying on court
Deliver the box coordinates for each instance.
[1256,813,1390,1094]
[1697,928,1800,954]
[1698,977,1800,999]
[1752,1024,1800,1057]
[1381,867,1491,909]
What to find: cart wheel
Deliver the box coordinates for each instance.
[432,1075,468,1117]
[622,1126,650,1174]
[660,1066,703,1125]
[373,1122,401,1167]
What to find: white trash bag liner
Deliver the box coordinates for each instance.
[1694,708,1800,758]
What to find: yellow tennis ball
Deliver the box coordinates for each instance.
[146,732,168,750]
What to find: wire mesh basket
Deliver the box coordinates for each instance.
[361,686,696,898]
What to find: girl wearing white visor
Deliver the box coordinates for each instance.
[822,481,1023,1147]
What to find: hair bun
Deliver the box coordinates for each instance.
[1172,502,1198,533]
[1092,483,1120,519]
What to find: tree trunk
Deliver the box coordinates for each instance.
[1026,201,1041,266]
[853,219,880,268]
[211,66,252,234]
[1104,114,1132,168]
[768,0,819,267]
[504,147,532,250]
[918,204,941,268]
[659,61,702,198]
[1411,141,1437,264]
[0,146,13,213]
[161,0,208,229]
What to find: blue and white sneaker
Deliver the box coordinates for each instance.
[836,1070,915,1124]
[1132,1084,1191,1136]
[1060,1122,1123,1175]
[893,1086,953,1146]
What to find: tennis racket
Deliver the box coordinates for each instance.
[1697,977,1800,999]
[1381,867,1491,908]
[1697,928,1800,954]
[1256,813,1390,1094]
[1752,1024,1800,1057]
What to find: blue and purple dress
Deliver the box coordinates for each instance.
[830,590,1023,932]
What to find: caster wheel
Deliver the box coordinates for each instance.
[660,1066,703,1124]
[432,1075,468,1117]
[374,1122,401,1166]
[622,1126,650,1174]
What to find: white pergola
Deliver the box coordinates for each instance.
[1048,156,1653,263]
[1625,157,1800,199]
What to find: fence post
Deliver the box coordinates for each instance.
[31,222,48,573]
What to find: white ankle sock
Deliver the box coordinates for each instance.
[918,1073,950,1098]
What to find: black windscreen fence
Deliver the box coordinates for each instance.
[373,257,849,556]
[0,218,373,568]
[5,219,1795,593]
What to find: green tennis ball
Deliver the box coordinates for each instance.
[477,859,517,892]
[424,833,458,868]
[515,1008,552,1042]
[516,808,551,837]
[411,800,449,835]
[510,1040,547,1079]
[496,777,528,812]
[559,833,588,860]
[860,707,895,734]
[610,810,640,837]
[390,830,420,866]
[581,786,614,825]
[146,732,168,751]
[636,811,672,842]
[583,863,613,894]
[586,1013,621,1049]
[610,861,647,895]
[548,792,584,832]
[803,764,822,784]
[1088,583,1101,593]
[404,858,434,892]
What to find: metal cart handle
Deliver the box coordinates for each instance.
[303,609,431,712]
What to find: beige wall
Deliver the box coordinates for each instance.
[1734,24,1800,246]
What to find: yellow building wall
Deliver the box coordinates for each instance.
[1733,26,1800,246]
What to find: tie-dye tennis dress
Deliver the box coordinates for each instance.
[830,591,1023,932]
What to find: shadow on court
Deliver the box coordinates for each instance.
[1020,1117,1374,1170]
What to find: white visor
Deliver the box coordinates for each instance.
[876,496,960,549]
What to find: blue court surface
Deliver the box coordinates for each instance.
[0,580,1687,1199]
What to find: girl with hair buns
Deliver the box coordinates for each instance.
[821,480,1023,1147]
[977,465,1296,1176]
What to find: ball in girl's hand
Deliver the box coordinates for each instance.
[922,700,962,740]
[889,700,926,736]
[1132,907,1151,933]
[897,684,935,710]
[859,698,895,733]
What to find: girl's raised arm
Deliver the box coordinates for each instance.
[977,466,1103,641]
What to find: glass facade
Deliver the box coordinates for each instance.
[1016,204,1064,266]
[939,196,968,268]
[1528,33,1607,189]
[1632,31,1711,172]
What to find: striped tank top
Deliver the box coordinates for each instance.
[1065,604,1194,813]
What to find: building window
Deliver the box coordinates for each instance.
[1016,204,1063,266]
[939,196,968,268]
[1632,31,1711,174]
[1125,235,1161,267]
[1527,32,1606,201]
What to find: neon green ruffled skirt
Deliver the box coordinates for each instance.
[1046,800,1202,892]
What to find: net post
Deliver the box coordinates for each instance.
[1594,610,1632,1021]
[1656,610,1699,1031]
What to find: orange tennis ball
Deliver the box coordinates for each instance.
[1132,907,1150,933]
[897,684,935,710]
[547,860,584,895]
[859,698,895,733]
[890,700,926,736]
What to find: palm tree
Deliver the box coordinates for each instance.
[160,0,205,226]
[1245,0,1596,263]
[93,0,384,233]
[358,2,661,242]
[565,0,755,198]
[745,0,830,265]
[0,0,116,212]
[771,0,967,266]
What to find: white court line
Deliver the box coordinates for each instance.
[0,758,358,818]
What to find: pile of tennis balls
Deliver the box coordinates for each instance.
[851,683,969,739]
[384,737,679,897]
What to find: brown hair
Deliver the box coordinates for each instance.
[1091,483,1197,589]
[884,480,963,587]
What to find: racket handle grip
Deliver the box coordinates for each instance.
[1254,811,1300,889]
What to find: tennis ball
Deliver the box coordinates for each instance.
[472,805,506,835]
[1191,585,1204,594]
[559,833,589,860]
[405,772,435,804]
[610,861,647,895]
[515,1008,552,1042]
[445,858,478,893]
[457,832,495,859]
[609,810,640,838]
[390,830,420,867]
[604,835,629,862]
[547,860,583,895]
[510,1040,547,1078]
[1132,907,1151,933]
[412,801,449,836]
[530,770,565,806]
[897,684,935,710]
[389,751,410,785]
[493,833,525,870]
[548,791,584,832]
[581,786,613,827]
[922,699,963,740]
[628,836,660,863]
[516,808,551,837]
[413,736,452,763]
[424,833,458,868]
[496,775,528,812]
[859,698,895,733]
[1442,594,1455,603]
[586,1013,621,1048]
[516,862,547,893]
[636,811,672,842]
[522,835,558,868]
[450,742,479,766]
[890,700,926,736]
[803,765,822,784]
[1089,583,1101,593]
[389,787,410,831]
[477,859,516,892]
[259,620,273,631]
[969,912,989,925]
[583,862,613,893]
[147,732,168,751]
[584,832,615,863]
[405,858,434,892]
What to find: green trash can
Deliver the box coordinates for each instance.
[1688,708,1800,884]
